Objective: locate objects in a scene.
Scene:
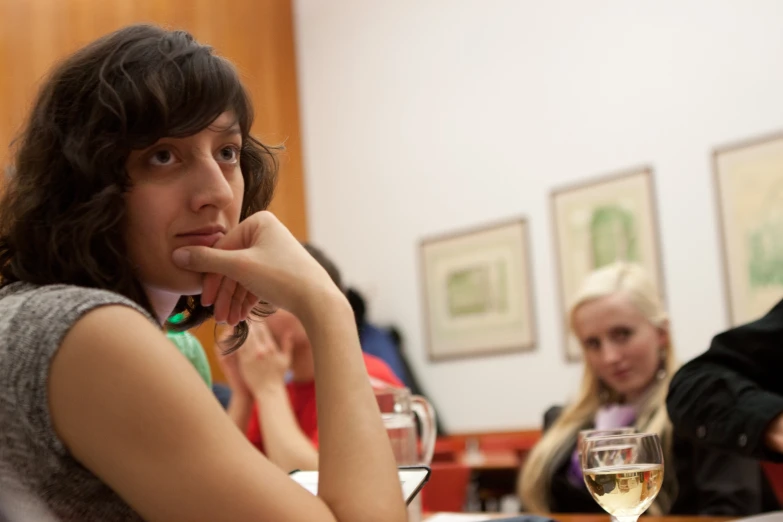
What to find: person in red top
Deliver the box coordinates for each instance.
[217,244,403,472]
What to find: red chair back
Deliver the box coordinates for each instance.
[432,437,464,463]
[762,461,783,505]
[421,462,472,513]
[478,431,540,453]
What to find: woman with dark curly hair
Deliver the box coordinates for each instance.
[0,24,407,522]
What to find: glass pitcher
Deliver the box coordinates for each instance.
[375,386,436,522]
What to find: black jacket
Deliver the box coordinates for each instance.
[667,298,783,462]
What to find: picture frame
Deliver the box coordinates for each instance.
[551,167,665,361]
[419,218,536,361]
[714,132,783,326]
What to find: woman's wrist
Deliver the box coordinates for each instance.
[253,379,289,404]
[294,286,353,333]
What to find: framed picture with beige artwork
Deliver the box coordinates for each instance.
[419,218,537,361]
[552,167,665,361]
[714,132,783,326]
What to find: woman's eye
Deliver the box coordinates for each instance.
[611,328,632,343]
[583,338,600,351]
[217,146,239,163]
[149,149,175,166]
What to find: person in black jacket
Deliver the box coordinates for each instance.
[667,298,783,464]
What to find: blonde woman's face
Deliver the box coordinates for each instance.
[572,293,667,402]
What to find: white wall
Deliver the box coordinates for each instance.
[292,0,783,433]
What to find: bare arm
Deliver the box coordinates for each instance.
[173,212,406,522]
[301,296,403,518]
[235,320,319,471]
[215,349,256,433]
[50,306,340,522]
[254,383,319,471]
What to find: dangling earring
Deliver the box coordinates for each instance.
[656,349,667,381]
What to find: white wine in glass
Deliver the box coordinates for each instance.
[581,433,664,522]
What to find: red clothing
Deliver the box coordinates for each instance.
[246,352,403,452]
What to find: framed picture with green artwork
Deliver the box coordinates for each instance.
[714,132,783,326]
[419,218,536,361]
[552,167,665,361]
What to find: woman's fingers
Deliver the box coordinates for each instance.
[201,273,223,307]
[213,278,237,324]
[227,285,248,327]
[213,280,260,326]
[241,293,260,320]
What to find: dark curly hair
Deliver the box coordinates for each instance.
[0,23,277,351]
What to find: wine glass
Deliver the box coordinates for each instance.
[581,433,664,522]
[577,428,636,522]
[577,427,636,461]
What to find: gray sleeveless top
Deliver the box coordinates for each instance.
[0,282,156,521]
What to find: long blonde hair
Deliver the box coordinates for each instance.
[518,262,677,514]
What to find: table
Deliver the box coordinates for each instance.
[424,513,733,522]
[553,517,730,522]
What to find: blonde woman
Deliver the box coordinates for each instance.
[518,262,774,515]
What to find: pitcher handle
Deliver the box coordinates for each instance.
[410,395,437,465]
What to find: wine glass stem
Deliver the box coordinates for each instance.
[613,517,638,522]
